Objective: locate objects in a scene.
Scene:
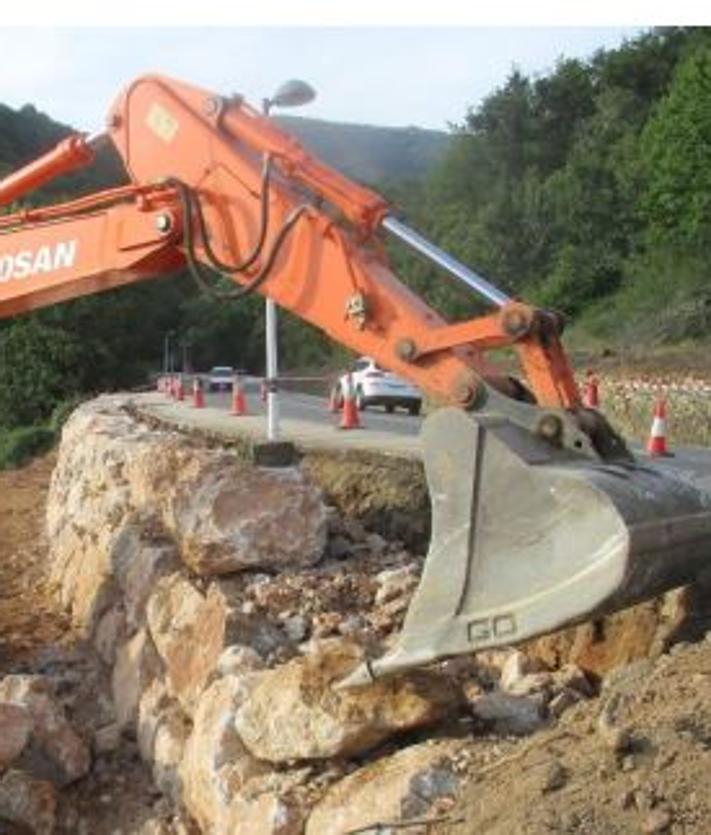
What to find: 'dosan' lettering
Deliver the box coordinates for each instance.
[0,240,77,283]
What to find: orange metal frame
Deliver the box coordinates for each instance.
[0,74,581,410]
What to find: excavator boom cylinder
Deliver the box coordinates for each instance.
[382,215,510,307]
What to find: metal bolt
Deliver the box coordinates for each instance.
[453,381,477,406]
[537,414,563,443]
[155,214,172,233]
[502,308,530,338]
[395,338,418,362]
[203,97,222,117]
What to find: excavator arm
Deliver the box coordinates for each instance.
[1,74,710,684]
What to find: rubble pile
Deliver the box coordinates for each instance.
[15,396,600,834]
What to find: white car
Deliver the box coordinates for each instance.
[338,357,422,415]
[207,366,234,392]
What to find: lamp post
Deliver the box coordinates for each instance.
[163,331,175,375]
[261,79,316,442]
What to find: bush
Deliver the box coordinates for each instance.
[577,247,711,346]
[0,320,83,428]
[0,426,56,470]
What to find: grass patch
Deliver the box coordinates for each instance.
[0,426,56,470]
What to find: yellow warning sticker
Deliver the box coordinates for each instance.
[146,103,179,143]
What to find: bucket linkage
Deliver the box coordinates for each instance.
[340,393,711,687]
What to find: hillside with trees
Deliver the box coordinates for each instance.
[1,26,710,439]
[275,115,449,184]
[389,26,711,347]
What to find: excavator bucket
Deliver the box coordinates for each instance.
[341,407,711,686]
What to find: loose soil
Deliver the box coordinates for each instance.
[0,454,67,664]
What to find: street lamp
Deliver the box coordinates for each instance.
[261,79,316,442]
[262,79,316,116]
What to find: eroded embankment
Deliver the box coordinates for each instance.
[1,395,711,834]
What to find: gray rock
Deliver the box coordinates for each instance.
[0,769,56,835]
[216,645,265,677]
[327,535,351,560]
[539,760,567,793]
[283,614,309,643]
[470,692,546,736]
[94,723,121,755]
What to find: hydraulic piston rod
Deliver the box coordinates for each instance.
[382,215,510,308]
[0,133,105,208]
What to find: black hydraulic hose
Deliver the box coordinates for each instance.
[190,153,273,274]
[170,177,308,301]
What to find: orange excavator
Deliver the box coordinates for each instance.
[1,74,710,686]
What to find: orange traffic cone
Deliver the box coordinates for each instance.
[647,397,672,457]
[583,370,600,408]
[168,376,177,399]
[231,375,248,416]
[175,375,185,402]
[192,377,205,409]
[339,373,361,430]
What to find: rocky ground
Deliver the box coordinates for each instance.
[1,395,711,834]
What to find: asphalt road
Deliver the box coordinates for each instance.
[204,379,424,437]
[179,379,711,493]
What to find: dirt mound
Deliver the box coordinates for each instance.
[444,640,711,834]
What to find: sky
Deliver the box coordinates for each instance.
[0,26,645,133]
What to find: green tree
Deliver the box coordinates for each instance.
[0,320,84,427]
[641,42,711,248]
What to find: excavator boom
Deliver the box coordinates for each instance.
[1,73,710,683]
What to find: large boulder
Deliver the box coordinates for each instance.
[306,740,463,835]
[232,639,456,762]
[178,676,269,834]
[146,574,225,715]
[157,456,328,576]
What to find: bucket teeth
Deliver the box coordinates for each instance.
[340,407,711,687]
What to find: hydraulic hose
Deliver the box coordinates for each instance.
[169,177,308,301]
